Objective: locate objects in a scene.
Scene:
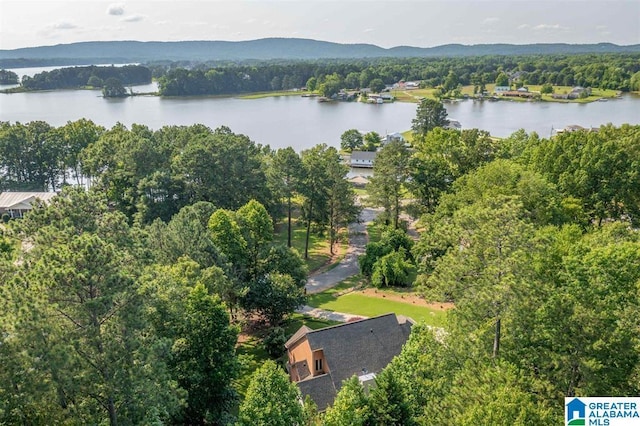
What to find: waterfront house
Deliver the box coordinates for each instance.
[350,151,377,168]
[285,314,414,410]
[568,86,591,99]
[382,132,406,145]
[446,119,462,130]
[0,192,57,219]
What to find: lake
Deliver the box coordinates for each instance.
[1,67,639,151]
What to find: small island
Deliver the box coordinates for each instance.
[0,65,151,96]
[0,69,19,85]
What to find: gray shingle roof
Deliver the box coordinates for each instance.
[291,313,413,411]
[350,151,377,162]
[297,373,336,412]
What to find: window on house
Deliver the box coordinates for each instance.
[315,359,323,372]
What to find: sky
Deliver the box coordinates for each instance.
[0,0,639,50]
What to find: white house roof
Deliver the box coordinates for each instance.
[387,132,405,139]
[0,192,57,209]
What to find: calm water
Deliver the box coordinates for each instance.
[1,65,639,150]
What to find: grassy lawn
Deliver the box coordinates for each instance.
[390,88,439,103]
[235,335,270,399]
[282,312,341,336]
[307,274,366,306]
[273,218,347,273]
[426,84,620,104]
[353,187,368,197]
[401,129,414,144]
[307,275,447,328]
[367,222,383,244]
[237,90,309,99]
[310,292,446,327]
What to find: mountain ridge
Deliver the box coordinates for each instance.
[1,38,639,66]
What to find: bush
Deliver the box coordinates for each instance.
[359,241,392,277]
[371,249,415,288]
[381,228,414,256]
[1,213,10,223]
[263,327,287,358]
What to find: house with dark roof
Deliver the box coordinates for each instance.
[285,313,414,411]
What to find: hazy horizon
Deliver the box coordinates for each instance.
[1,37,639,53]
[1,0,638,50]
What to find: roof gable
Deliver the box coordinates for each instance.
[292,313,412,410]
[0,192,57,209]
[285,325,312,348]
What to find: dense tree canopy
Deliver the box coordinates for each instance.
[21,65,151,91]
[1,104,639,424]
[238,361,305,426]
[152,53,640,96]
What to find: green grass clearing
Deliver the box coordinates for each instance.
[307,274,366,306]
[273,218,347,273]
[238,90,309,99]
[390,88,440,103]
[367,223,384,244]
[353,187,368,196]
[235,335,270,399]
[282,312,341,336]
[307,277,447,328]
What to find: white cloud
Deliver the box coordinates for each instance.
[517,24,530,30]
[107,3,125,16]
[482,17,500,25]
[596,25,608,30]
[363,28,374,33]
[533,24,568,31]
[37,20,79,38]
[120,14,146,23]
[52,21,77,30]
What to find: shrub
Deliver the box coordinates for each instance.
[263,327,287,358]
[371,249,415,288]
[359,241,392,277]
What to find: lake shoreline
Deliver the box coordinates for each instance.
[1,85,629,105]
[1,85,638,149]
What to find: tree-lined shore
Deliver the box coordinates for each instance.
[1,103,639,423]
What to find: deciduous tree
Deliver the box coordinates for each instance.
[238,361,305,426]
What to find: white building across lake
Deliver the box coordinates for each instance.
[0,192,57,218]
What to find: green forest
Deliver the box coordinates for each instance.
[10,65,151,91]
[153,53,640,96]
[6,53,640,98]
[0,107,639,424]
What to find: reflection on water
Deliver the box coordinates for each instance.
[1,69,639,151]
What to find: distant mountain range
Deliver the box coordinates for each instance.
[1,38,639,67]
